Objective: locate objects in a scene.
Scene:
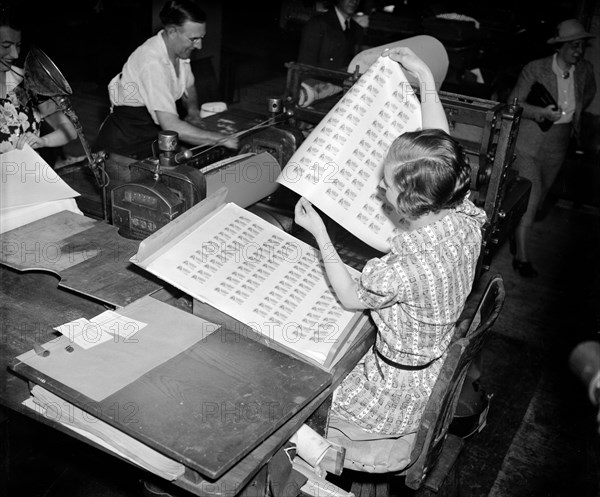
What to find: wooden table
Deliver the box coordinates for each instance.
[0,213,375,496]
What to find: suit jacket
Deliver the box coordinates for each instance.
[509,55,596,148]
[297,9,364,70]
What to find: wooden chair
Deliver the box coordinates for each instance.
[330,274,505,497]
[449,273,506,438]
[404,274,505,494]
[455,273,506,343]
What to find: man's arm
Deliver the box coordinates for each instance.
[508,61,561,123]
[156,110,238,149]
[181,84,203,126]
[136,63,237,149]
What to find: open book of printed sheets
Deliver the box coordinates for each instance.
[131,188,367,371]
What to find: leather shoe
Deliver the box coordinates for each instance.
[512,259,538,278]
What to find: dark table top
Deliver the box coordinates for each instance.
[0,211,375,496]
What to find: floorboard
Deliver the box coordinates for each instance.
[458,202,600,497]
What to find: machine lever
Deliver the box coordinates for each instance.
[174,149,193,164]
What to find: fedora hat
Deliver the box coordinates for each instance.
[547,19,595,44]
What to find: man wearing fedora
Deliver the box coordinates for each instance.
[507,19,596,277]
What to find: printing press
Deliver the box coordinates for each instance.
[57,117,302,240]
[273,60,532,274]
[50,40,530,275]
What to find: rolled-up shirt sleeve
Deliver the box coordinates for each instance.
[137,62,179,119]
[107,32,193,125]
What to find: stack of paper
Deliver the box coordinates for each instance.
[132,191,366,370]
[24,385,185,480]
[0,144,82,233]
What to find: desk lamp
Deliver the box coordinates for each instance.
[24,47,109,221]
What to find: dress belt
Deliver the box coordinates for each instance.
[374,345,436,371]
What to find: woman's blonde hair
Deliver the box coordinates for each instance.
[383,128,471,220]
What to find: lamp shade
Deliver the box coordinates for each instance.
[24,47,72,97]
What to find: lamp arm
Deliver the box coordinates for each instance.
[53,95,109,221]
[52,96,105,184]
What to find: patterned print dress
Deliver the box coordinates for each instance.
[0,67,42,154]
[331,198,487,436]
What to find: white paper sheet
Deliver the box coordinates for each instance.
[54,311,148,350]
[142,202,361,365]
[0,198,82,234]
[1,144,80,210]
[23,387,185,480]
[17,296,218,402]
[347,35,449,90]
[277,56,422,252]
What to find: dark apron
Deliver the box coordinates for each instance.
[93,105,160,159]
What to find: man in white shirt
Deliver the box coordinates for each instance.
[94,0,237,158]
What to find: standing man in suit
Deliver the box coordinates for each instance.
[297,0,364,70]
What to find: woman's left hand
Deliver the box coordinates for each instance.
[382,46,431,81]
[16,132,46,150]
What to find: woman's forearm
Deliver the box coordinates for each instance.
[312,228,365,310]
[40,128,73,148]
[42,111,77,147]
[416,69,449,133]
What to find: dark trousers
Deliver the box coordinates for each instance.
[93,105,160,159]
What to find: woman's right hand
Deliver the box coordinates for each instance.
[294,197,326,238]
[15,132,46,150]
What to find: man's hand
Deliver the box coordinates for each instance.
[538,104,562,123]
[219,134,239,150]
[185,112,206,129]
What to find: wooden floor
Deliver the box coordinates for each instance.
[457,201,600,497]
[5,80,600,497]
[330,199,600,497]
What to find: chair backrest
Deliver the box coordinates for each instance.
[404,274,505,490]
[463,273,505,351]
[454,273,505,343]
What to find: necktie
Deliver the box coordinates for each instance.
[345,19,351,39]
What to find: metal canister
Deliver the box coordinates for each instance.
[267,97,283,115]
[157,130,178,152]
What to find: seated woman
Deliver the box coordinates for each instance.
[295,48,486,451]
[0,3,76,156]
[94,0,238,159]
